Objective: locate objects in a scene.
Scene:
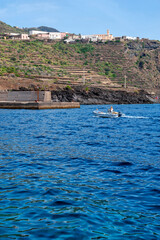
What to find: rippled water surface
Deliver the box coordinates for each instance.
[0,104,160,239]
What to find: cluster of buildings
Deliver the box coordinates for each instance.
[28,30,67,40]
[28,29,119,42]
[0,30,70,41]
[0,29,141,43]
[81,29,113,42]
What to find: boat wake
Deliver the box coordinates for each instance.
[122,114,149,119]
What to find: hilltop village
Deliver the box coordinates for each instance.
[0,28,148,43]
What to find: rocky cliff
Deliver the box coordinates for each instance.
[51,86,152,104]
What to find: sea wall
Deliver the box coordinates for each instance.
[0,101,80,109]
[0,91,51,102]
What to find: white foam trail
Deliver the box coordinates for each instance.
[122,114,149,119]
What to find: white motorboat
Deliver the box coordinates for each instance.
[93,109,122,118]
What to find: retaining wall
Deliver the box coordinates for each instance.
[0,91,51,102]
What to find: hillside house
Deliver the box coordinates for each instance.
[35,32,50,40]
[4,33,30,40]
[66,33,81,40]
[64,33,81,43]
[49,32,67,40]
[122,36,137,40]
[29,30,67,40]
[81,34,98,42]
[19,34,30,40]
[114,37,124,42]
[64,39,76,44]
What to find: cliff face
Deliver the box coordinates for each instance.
[51,87,152,104]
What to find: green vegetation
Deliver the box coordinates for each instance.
[66,85,72,90]
[0,66,18,75]
[96,61,117,78]
[136,52,147,69]
[85,87,89,91]
[52,42,95,56]
[0,38,159,90]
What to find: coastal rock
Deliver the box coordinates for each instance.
[51,87,152,104]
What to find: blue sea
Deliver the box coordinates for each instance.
[0,104,160,240]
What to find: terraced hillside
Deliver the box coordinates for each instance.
[0,39,160,93]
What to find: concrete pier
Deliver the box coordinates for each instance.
[0,101,80,109]
[0,91,80,109]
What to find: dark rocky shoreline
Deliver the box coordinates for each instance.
[51,86,152,104]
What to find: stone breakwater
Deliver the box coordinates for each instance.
[51,87,152,104]
[0,101,80,109]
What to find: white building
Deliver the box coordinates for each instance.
[125,36,137,40]
[20,34,30,40]
[6,33,30,40]
[81,35,98,42]
[29,30,67,40]
[29,30,48,35]
[81,30,113,42]
[49,32,62,40]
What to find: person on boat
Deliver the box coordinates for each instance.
[108,106,113,112]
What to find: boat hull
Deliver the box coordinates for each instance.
[93,110,122,118]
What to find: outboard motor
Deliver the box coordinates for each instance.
[118,112,122,117]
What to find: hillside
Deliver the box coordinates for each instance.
[24,26,59,33]
[0,39,160,99]
[0,20,59,34]
[0,21,26,34]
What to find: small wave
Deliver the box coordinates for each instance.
[100,169,122,174]
[43,189,61,196]
[49,200,73,206]
[148,205,160,211]
[114,161,133,167]
[151,188,160,194]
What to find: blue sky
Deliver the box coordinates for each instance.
[0,0,160,40]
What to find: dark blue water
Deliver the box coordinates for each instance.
[0,104,160,240]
